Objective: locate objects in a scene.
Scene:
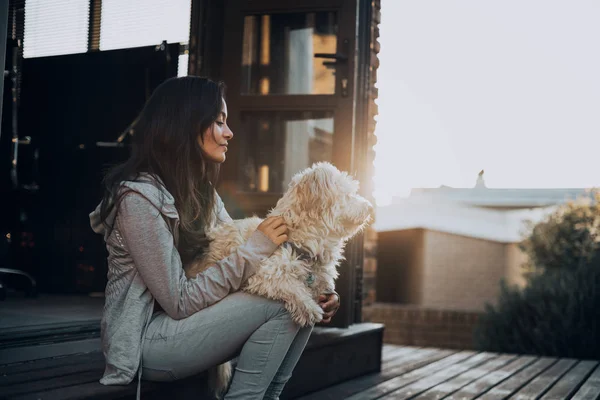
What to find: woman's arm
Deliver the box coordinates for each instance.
[116,193,277,320]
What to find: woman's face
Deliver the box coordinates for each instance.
[199,99,233,163]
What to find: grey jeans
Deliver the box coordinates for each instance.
[141,292,313,399]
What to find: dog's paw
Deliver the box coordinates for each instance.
[308,302,324,325]
[290,302,323,327]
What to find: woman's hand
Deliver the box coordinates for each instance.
[257,216,288,246]
[318,292,340,324]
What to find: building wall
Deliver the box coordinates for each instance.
[367,228,530,347]
[362,227,378,305]
[376,229,424,304]
[375,228,530,312]
[363,303,479,349]
[505,242,528,288]
[421,230,507,311]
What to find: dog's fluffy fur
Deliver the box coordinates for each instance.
[184,162,373,397]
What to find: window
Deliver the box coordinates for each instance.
[23,0,89,58]
[239,111,334,193]
[22,0,191,75]
[99,0,190,50]
[241,12,338,95]
[100,0,192,76]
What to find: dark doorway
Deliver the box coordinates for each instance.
[0,43,179,295]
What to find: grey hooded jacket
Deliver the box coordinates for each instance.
[89,176,277,385]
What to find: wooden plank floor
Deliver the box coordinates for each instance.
[298,345,600,400]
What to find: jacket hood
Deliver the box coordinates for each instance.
[89,175,178,238]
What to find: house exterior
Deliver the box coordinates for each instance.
[373,172,589,311]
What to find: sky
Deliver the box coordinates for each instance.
[373,0,600,206]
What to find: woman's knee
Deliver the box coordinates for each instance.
[230,291,289,321]
[262,298,290,321]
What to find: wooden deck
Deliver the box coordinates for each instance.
[298,345,600,400]
[0,323,384,399]
[2,342,599,399]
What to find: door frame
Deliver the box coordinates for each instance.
[191,0,376,328]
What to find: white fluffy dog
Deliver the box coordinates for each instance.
[184,162,373,396]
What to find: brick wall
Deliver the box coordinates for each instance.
[421,230,507,311]
[362,0,381,308]
[362,227,378,306]
[363,303,481,349]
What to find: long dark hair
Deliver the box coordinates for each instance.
[100,76,226,263]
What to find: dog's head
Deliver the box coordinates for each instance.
[276,162,373,241]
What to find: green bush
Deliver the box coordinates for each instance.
[519,191,600,274]
[474,262,600,359]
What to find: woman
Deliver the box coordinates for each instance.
[89,76,340,399]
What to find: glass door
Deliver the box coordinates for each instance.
[219,0,361,327]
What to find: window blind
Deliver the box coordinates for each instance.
[23,0,89,58]
[18,0,191,75]
[99,0,191,51]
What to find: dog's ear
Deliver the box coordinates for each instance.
[294,164,338,212]
[278,162,341,222]
[287,162,336,188]
[306,165,336,197]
